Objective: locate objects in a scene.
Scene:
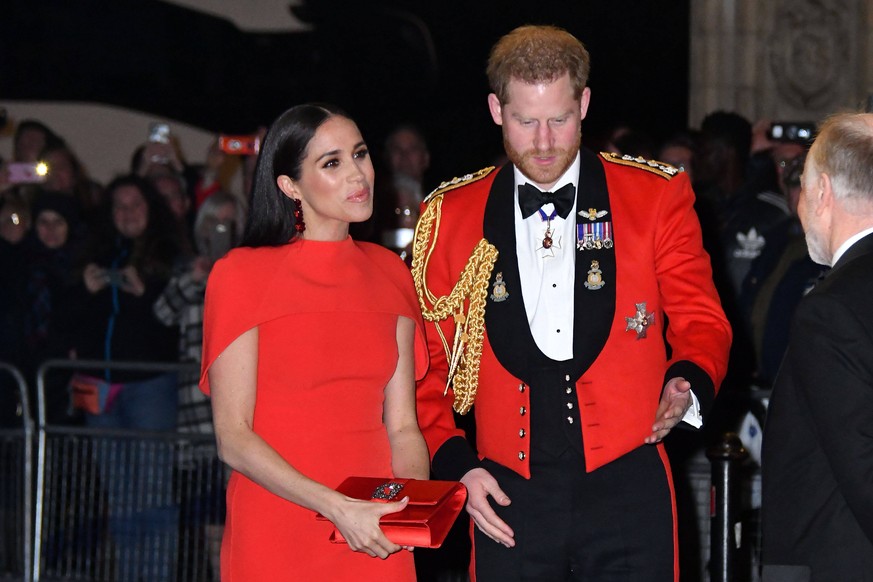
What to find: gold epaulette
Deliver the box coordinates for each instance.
[423,166,496,203]
[599,152,680,180]
[412,187,498,415]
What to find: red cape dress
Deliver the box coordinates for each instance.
[201,237,428,581]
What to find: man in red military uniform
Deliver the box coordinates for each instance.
[412,25,731,581]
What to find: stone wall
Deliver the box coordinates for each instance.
[689,0,872,129]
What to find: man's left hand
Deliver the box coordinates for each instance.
[645,377,692,444]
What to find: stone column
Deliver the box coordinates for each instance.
[689,0,871,129]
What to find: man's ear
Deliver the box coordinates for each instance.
[579,87,592,121]
[487,93,504,126]
[276,175,298,200]
[818,172,834,216]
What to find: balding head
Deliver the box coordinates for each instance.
[807,112,873,213]
[799,112,873,265]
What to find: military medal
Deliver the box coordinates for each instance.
[579,207,608,221]
[584,260,605,290]
[577,221,613,250]
[537,208,561,257]
[490,272,509,302]
[539,208,556,249]
[625,302,655,339]
[601,220,613,248]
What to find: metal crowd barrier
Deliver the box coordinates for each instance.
[5,356,763,582]
[0,362,34,582]
[34,359,223,582]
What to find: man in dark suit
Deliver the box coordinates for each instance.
[762,112,873,581]
[413,25,731,581]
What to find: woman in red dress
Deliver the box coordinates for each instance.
[200,104,430,581]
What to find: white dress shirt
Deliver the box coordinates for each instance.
[514,155,580,361]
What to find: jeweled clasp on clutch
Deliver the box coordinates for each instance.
[371,481,405,500]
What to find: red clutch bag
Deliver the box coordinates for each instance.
[315,477,467,548]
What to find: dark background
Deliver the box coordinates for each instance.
[1,0,691,184]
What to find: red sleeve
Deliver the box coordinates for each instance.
[362,243,430,381]
[198,248,266,395]
[655,172,732,401]
[398,271,431,382]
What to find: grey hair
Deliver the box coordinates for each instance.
[193,192,246,255]
[808,112,873,214]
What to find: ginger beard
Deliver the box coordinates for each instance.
[504,130,581,188]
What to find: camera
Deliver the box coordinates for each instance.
[148,122,171,144]
[768,122,816,144]
[218,134,260,156]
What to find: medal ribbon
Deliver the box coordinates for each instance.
[577,221,614,247]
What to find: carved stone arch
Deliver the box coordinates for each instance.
[768,0,851,110]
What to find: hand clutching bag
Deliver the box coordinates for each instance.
[316,477,467,548]
[68,373,123,415]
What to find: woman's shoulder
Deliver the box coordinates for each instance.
[356,240,411,278]
[354,240,421,313]
[356,240,404,265]
[215,244,287,271]
[207,244,289,290]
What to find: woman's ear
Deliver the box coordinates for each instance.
[276,175,298,200]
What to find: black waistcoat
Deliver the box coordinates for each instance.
[482,150,616,463]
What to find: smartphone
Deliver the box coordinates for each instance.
[207,222,234,263]
[768,122,815,143]
[105,269,126,286]
[148,122,171,144]
[7,161,48,184]
[218,134,260,155]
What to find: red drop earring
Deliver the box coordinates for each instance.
[292,198,305,233]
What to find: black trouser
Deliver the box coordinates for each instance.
[474,445,675,582]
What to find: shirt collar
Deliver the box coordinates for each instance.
[831,225,873,266]
[513,152,581,197]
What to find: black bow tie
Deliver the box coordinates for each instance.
[518,182,576,219]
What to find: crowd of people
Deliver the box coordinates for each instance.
[0,22,866,582]
[0,113,813,401]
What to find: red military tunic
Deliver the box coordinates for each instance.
[413,151,731,479]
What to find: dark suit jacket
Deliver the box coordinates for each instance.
[414,149,731,479]
[762,231,873,582]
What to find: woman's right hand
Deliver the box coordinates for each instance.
[210,328,411,559]
[327,495,409,559]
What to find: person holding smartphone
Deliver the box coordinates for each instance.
[66,174,184,582]
[155,191,245,431]
[153,191,245,579]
